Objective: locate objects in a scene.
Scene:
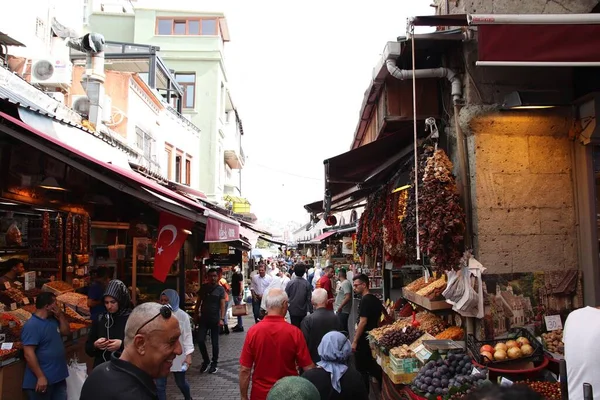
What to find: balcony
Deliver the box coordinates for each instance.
[224,147,244,169]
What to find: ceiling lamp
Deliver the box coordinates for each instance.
[39,177,68,191]
[502,90,566,110]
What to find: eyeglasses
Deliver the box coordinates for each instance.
[135,305,172,335]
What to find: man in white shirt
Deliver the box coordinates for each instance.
[564,306,600,400]
[250,265,272,323]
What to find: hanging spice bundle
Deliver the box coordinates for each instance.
[383,182,408,260]
[357,185,387,257]
[420,148,466,271]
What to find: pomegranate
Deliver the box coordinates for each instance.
[506,340,519,348]
[480,344,494,354]
[516,337,530,346]
[521,344,534,356]
[507,347,523,359]
[495,342,508,352]
[480,351,494,363]
[494,349,508,361]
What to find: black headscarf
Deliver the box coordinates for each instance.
[103,279,133,317]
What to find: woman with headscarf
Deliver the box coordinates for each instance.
[302,331,368,400]
[85,279,132,368]
[155,289,194,400]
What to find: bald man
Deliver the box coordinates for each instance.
[81,303,182,400]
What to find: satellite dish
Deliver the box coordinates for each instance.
[32,60,54,81]
[72,96,91,117]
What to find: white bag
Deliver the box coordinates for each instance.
[66,359,87,400]
[450,257,486,319]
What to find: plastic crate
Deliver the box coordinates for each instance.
[467,328,543,366]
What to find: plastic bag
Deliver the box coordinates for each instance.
[442,269,465,305]
[66,359,87,400]
[450,257,486,319]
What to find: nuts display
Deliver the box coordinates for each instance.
[390,344,415,359]
[416,276,447,297]
[542,329,564,355]
[405,277,430,292]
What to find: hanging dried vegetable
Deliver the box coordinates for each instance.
[419,149,466,271]
[383,183,407,260]
[41,212,50,249]
[357,186,387,257]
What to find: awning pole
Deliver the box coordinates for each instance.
[410,24,421,261]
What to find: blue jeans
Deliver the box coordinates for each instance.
[156,372,191,400]
[233,296,243,327]
[26,380,67,400]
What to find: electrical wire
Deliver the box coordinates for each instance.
[251,163,322,181]
[411,24,421,261]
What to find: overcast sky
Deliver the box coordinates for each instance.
[141,0,433,224]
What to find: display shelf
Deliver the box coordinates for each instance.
[402,287,452,311]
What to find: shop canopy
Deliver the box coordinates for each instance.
[311,132,413,215]
[309,230,337,244]
[411,13,600,67]
[0,109,239,229]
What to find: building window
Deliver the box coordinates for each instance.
[136,127,153,162]
[165,144,173,179]
[156,18,218,36]
[185,157,192,186]
[175,73,196,109]
[175,155,182,183]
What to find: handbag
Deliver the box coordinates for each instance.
[232,304,247,316]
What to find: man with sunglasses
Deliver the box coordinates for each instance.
[80,303,182,400]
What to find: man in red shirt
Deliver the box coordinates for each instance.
[239,288,314,400]
[316,266,335,310]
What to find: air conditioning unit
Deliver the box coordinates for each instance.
[30,59,73,89]
[71,95,91,118]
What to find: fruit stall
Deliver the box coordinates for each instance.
[0,280,93,400]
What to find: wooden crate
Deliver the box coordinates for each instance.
[402,287,452,311]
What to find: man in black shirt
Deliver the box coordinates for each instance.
[285,263,313,328]
[351,273,388,394]
[194,268,226,374]
[231,266,244,332]
[80,302,182,400]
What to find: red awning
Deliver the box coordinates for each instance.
[309,231,337,243]
[0,111,239,227]
[204,216,240,243]
[477,24,600,66]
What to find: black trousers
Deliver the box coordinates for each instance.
[354,337,382,393]
[198,320,219,364]
[290,315,305,329]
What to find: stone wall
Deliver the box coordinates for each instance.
[463,109,577,273]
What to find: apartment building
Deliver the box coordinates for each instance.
[88,0,246,203]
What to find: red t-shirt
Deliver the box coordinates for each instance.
[317,275,334,310]
[239,315,313,400]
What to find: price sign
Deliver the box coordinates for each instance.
[24,271,36,291]
[1,343,13,350]
[3,282,10,290]
[545,315,563,331]
[10,303,17,311]
[23,298,29,305]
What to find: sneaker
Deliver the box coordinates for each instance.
[208,364,219,374]
[200,362,210,373]
[232,326,244,332]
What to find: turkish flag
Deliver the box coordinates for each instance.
[153,212,193,282]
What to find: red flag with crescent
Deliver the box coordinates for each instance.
[153,212,193,282]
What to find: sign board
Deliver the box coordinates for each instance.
[341,237,353,255]
[1,343,13,350]
[24,271,36,291]
[545,315,563,331]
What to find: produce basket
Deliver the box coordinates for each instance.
[467,328,543,366]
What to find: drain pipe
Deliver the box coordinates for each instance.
[385,57,473,248]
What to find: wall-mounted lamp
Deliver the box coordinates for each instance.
[182,229,193,235]
[502,90,566,110]
[39,177,68,191]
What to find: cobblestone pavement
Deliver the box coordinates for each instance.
[165,314,255,400]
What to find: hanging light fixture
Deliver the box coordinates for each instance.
[502,90,566,110]
[39,177,68,191]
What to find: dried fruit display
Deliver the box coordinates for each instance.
[405,277,430,293]
[21,304,37,314]
[64,306,88,323]
[0,349,18,360]
[379,326,423,349]
[69,322,87,331]
[390,344,415,359]
[8,309,32,324]
[416,276,447,297]
[2,288,24,303]
[23,288,42,299]
[415,311,447,336]
[0,313,22,327]
[420,149,466,271]
[542,329,564,355]
[436,326,465,341]
[42,280,73,294]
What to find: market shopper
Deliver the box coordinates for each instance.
[194,268,226,374]
[0,257,25,290]
[267,376,320,400]
[239,288,315,400]
[334,269,352,334]
[302,331,368,400]
[286,263,313,328]
[250,264,272,323]
[21,292,70,400]
[85,279,133,368]
[231,266,245,332]
[217,267,231,335]
[301,288,342,363]
[87,267,110,322]
[316,266,335,310]
[564,306,600,400]
[156,289,194,400]
[80,302,183,400]
[351,273,389,394]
